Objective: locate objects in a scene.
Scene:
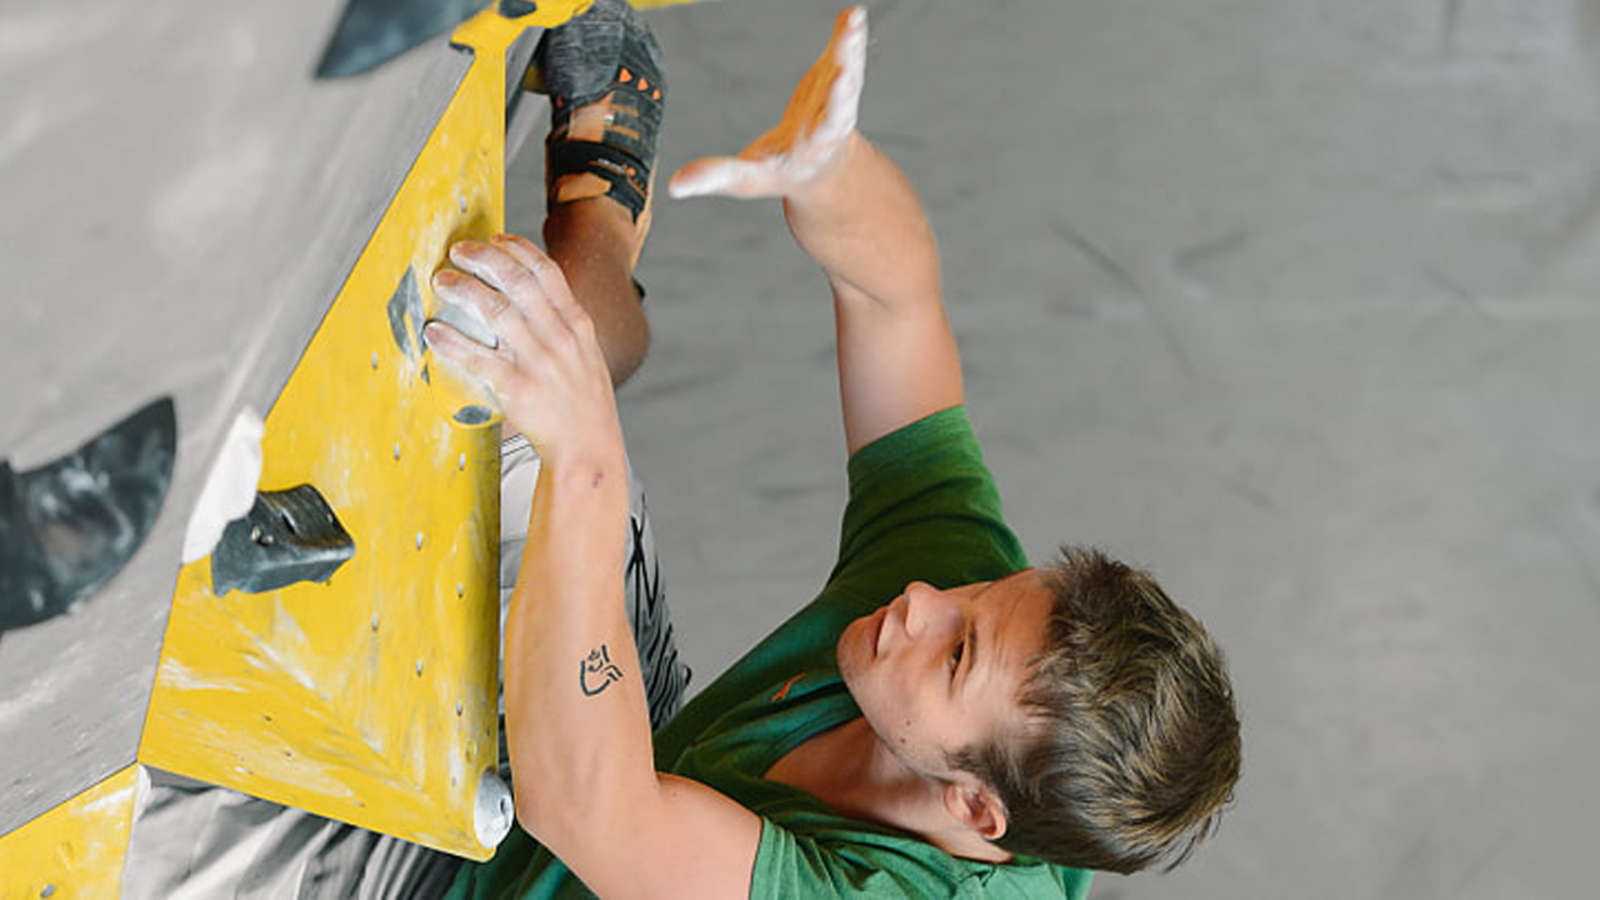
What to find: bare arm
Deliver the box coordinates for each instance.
[785,134,962,454]
[671,7,963,454]
[425,236,760,899]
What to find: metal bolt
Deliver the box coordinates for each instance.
[251,523,275,547]
[370,614,379,631]
[456,700,464,716]
[459,196,468,213]
[416,659,424,676]
[458,453,467,470]
[456,582,465,598]
[393,442,401,460]
[416,532,425,550]
[370,351,378,369]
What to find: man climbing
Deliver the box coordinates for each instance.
[428,3,1240,898]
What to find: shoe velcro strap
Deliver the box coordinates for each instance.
[546,139,649,220]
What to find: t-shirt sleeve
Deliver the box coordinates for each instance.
[752,818,965,898]
[751,817,1084,899]
[821,406,1028,620]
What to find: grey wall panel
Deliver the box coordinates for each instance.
[0,0,471,836]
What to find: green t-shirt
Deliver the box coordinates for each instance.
[448,406,1093,899]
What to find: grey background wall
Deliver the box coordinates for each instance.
[513,1,1600,897]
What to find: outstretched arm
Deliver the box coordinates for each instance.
[671,6,962,455]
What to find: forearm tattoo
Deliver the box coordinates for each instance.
[580,645,625,696]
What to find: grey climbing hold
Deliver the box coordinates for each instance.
[453,405,492,425]
[315,0,485,78]
[0,397,176,633]
[385,266,425,363]
[211,485,355,595]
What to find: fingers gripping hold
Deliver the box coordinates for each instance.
[447,240,573,351]
[422,318,514,388]
[487,233,546,274]
[427,234,607,393]
[431,268,533,362]
[427,234,624,455]
[448,241,541,314]
[489,234,590,331]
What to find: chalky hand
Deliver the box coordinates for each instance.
[668,6,866,200]
[424,235,623,465]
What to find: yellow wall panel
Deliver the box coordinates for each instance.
[0,766,138,900]
[138,2,591,860]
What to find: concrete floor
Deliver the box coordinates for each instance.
[522,1,1599,897]
[2,0,1596,896]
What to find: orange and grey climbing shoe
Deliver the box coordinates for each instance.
[526,0,665,259]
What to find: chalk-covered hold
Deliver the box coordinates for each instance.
[474,769,515,848]
[182,407,265,564]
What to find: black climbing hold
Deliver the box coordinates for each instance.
[0,397,176,633]
[315,0,485,78]
[211,485,356,595]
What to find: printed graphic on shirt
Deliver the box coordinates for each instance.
[770,673,806,702]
